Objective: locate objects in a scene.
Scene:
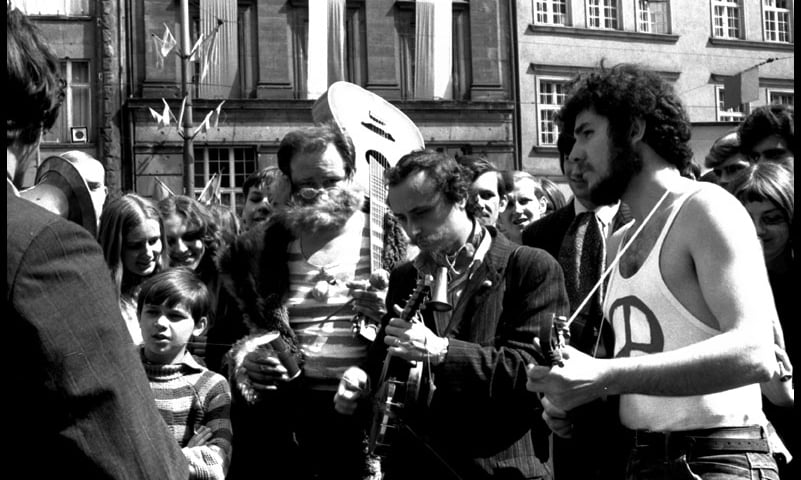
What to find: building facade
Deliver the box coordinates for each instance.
[518,0,794,193]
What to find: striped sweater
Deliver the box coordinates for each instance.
[286,211,372,391]
[141,350,233,480]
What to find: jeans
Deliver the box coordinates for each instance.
[625,427,780,480]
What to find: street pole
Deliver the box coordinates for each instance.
[180,0,195,196]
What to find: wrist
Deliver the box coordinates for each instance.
[432,337,449,366]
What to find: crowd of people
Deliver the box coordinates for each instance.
[7,5,794,480]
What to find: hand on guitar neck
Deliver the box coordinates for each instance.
[384,304,449,366]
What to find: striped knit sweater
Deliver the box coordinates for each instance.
[141,350,233,480]
[286,211,372,391]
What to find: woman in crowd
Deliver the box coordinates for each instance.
[98,193,168,344]
[159,195,224,365]
[728,161,795,477]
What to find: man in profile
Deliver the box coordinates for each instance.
[7,7,188,477]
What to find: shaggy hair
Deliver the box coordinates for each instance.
[728,161,794,225]
[7,6,65,148]
[158,195,222,284]
[276,122,356,181]
[738,104,794,158]
[557,63,693,172]
[385,149,475,217]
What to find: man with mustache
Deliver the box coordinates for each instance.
[526,64,780,479]
[217,123,392,480]
[335,150,569,479]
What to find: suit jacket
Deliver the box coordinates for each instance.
[370,229,569,479]
[521,200,632,259]
[7,183,188,479]
[520,199,631,480]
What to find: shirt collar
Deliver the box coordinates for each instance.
[573,199,620,228]
[140,347,205,372]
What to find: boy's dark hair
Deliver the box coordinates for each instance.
[705,130,741,169]
[738,104,794,157]
[385,149,475,217]
[276,122,356,181]
[137,268,212,327]
[7,6,65,148]
[456,154,508,196]
[557,63,693,172]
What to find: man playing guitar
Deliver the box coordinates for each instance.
[335,150,569,479]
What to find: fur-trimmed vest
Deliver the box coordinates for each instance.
[216,209,408,403]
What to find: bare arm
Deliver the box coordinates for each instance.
[529,186,776,409]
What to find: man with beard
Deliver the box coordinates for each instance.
[335,150,569,479]
[526,64,781,479]
[217,123,391,480]
[456,154,508,228]
[522,131,630,480]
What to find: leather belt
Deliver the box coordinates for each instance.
[629,426,771,454]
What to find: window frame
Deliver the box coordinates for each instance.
[635,0,671,34]
[535,0,569,26]
[193,145,259,212]
[711,0,743,40]
[586,0,620,30]
[762,0,792,43]
[767,88,794,107]
[42,59,93,144]
[536,75,571,146]
[10,0,92,16]
[715,85,750,122]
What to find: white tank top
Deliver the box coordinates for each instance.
[604,187,766,431]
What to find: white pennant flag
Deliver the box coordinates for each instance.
[194,109,214,136]
[211,100,225,128]
[177,96,187,128]
[148,99,171,128]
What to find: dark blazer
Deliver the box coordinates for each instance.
[7,183,188,479]
[371,229,569,479]
[520,199,631,480]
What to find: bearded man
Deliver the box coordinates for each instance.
[217,123,394,480]
[525,64,780,479]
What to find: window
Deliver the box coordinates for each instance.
[43,60,92,144]
[636,0,670,34]
[10,0,91,16]
[193,146,258,212]
[716,86,749,122]
[763,0,792,43]
[587,0,619,29]
[290,1,366,100]
[396,2,472,100]
[535,0,568,26]
[768,89,794,107]
[712,0,742,39]
[537,77,569,145]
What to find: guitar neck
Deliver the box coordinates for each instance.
[369,157,387,273]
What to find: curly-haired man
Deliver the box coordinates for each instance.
[526,64,781,479]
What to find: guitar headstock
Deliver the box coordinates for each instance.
[399,276,431,322]
[541,313,570,367]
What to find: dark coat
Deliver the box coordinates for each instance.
[7,183,189,478]
[370,229,569,479]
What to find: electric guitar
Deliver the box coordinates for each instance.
[368,277,432,458]
[312,81,425,272]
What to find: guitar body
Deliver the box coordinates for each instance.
[368,278,431,458]
[312,81,425,271]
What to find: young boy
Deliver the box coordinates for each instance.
[137,268,233,480]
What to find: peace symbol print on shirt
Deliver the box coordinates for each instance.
[608,295,664,358]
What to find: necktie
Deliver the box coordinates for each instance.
[557,211,606,354]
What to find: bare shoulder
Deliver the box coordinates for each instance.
[674,181,755,244]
